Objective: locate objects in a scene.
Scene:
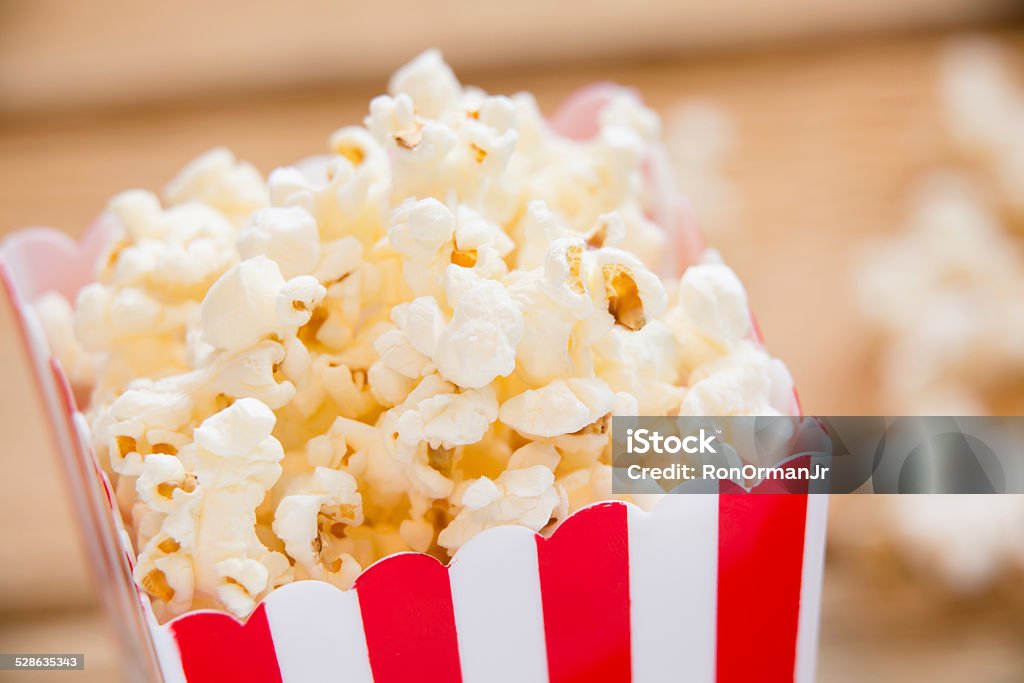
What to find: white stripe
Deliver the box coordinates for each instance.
[265,580,374,683]
[628,494,719,683]
[449,525,549,683]
[795,494,829,683]
[154,621,188,683]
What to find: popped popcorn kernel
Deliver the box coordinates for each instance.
[273,467,363,585]
[237,206,321,279]
[438,466,564,553]
[595,248,667,331]
[434,276,523,389]
[677,262,750,350]
[67,50,793,620]
[164,148,268,222]
[500,378,614,438]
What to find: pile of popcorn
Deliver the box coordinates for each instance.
[37,51,793,620]
[943,39,1024,227]
[855,38,1024,414]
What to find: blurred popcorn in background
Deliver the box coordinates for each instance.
[666,100,740,240]
[854,173,1024,414]
[849,38,1024,595]
[891,495,1024,593]
[856,38,1024,416]
[943,38,1024,225]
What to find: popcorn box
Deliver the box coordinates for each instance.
[1,224,827,682]
[1,70,827,681]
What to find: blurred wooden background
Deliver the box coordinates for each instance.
[1,1,1023,680]
[0,0,1018,115]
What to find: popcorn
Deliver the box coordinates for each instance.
[594,247,667,331]
[500,378,614,438]
[508,441,561,471]
[890,495,1024,592]
[237,207,321,279]
[434,275,523,389]
[73,180,247,401]
[32,292,97,385]
[680,343,795,416]
[677,263,750,349]
[273,466,363,586]
[367,94,459,202]
[111,388,192,433]
[105,191,237,292]
[374,326,433,379]
[134,399,291,618]
[438,466,565,552]
[267,152,387,248]
[542,237,596,316]
[200,257,325,352]
[163,148,269,222]
[366,361,416,407]
[592,322,684,416]
[314,237,364,284]
[386,200,452,297]
[69,50,793,619]
[453,205,515,262]
[210,341,296,409]
[390,378,499,451]
[388,49,460,120]
[137,453,191,513]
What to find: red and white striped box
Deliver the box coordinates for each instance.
[0,222,828,683]
[0,86,827,683]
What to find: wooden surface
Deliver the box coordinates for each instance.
[0,0,1018,115]
[1,26,1023,682]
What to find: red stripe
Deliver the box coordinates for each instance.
[537,502,631,683]
[96,461,115,510]
[49,358,76,420]
[356,552,462,683]
[171,605,282,683]
[716,494,808,683]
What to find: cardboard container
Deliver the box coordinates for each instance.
[0,223,828,683]
[0,87,827,681]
